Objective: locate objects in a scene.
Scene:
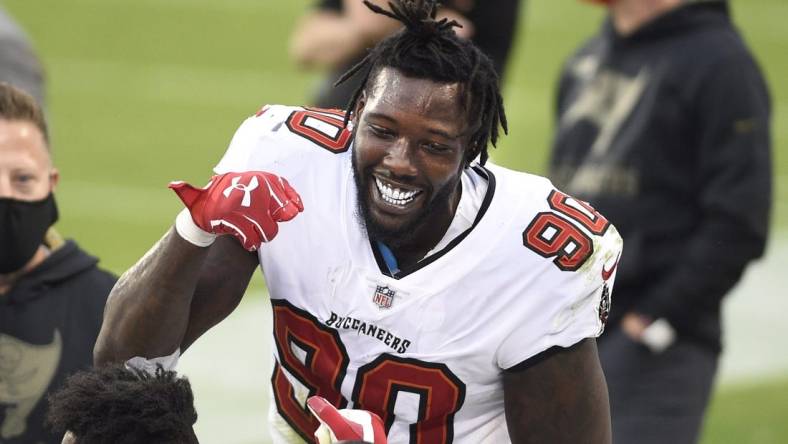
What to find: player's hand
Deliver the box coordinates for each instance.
[169,171,303,251]
[307,396,387,444]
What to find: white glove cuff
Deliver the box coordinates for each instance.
[175,208,217,247]
[125,347,181,374]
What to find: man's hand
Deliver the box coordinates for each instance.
[307,396,387,444]
[621,312,651,341]
[623,312,676,353]
[169,171,303,251]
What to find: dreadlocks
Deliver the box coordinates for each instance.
[46,364,198,444]
[339,0,507,166]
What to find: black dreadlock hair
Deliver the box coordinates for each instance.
[338,0,508,166]
[46,364,198,444]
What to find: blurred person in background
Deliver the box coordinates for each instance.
[549,0,772,442]
[0,5,45,106]
[0,82,116,443]
[290,0,521,108]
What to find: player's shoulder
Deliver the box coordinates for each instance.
[477,165,621,365]
[484,162,560,213]
[241,104,352,152]
[215,104,353,175]
[486,162,622,276]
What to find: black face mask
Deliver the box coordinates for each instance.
[0,194,59,274]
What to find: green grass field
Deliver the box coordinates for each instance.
[703,377,788,444]
[4,0,786,442]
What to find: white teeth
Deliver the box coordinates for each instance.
[374,178,418,206]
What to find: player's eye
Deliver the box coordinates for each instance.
[368,124,395,139]
[424,142,451,153]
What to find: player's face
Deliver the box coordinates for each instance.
[351,67,471,246]
[0,119,57,201]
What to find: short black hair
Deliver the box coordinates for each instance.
[339,0,507,166]
[46,364,198,444]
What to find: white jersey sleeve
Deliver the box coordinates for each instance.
[215,105,284,173]
[489,167,623,370]
[213,104,351,177]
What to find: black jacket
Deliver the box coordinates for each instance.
[549,1,771,352]
[0,241,116,443]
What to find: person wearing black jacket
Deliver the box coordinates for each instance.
[0,82,116,443]
[549,0,771,442]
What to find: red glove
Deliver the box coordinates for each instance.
[307,396,387,444]
[169,171,303,251]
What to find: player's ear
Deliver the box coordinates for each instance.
[352,90,368,127]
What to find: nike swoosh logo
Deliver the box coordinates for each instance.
[601,252,621,281]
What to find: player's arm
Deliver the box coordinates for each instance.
[94,171,303,366]
[503,338,611,444]
[93,231,258,365]
[181,235,260,350]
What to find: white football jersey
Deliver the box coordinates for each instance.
[214,105,623,444]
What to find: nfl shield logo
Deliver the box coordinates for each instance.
[373,285,396,309]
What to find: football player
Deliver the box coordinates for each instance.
[94,1,623,442]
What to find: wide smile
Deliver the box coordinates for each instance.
[373,176,423,209]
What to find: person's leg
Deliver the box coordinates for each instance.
[599,327,718,444]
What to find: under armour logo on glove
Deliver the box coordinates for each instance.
[307,396,387,444]
[222,175,259,207]
[169,171,303,251]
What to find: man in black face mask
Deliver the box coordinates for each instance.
[0,82,116,444]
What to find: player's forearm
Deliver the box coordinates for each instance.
[94,228,209,366]
[95,169,300,363]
